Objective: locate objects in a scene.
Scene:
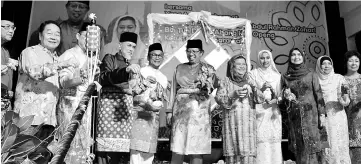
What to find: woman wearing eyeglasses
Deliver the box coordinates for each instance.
[166,39,220,164]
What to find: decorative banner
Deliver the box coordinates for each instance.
[147,12,252,141]
[28,1,328,74]
[28,0,328,142]
[152,22,200,63]
[249,1,328,72]
[147,11,252,81]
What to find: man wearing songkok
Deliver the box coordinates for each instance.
[167,39,220,164]
[1,9,17,97]
[129,43,168,164]
[96,32,141,164]
[28,1,106,54]
[57,22,100,163]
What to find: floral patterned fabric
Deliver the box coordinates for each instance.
[56,46,93,164]
[1,84,11,117]
[249,67,283,164]
[345,75,361,164]
[349,148,361,164]
[318,74,351,164]
[168,62,219,155]
[14,45,60,126]
[281,71,327,164]
[130,66,168,153]
[215,77,260,164]
[345,75,361,147]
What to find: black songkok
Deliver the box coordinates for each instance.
[148,43,163,52]
[1,7,15,22]
[186,39,203,50]
[119,32,138,44]
[67,1,90,8]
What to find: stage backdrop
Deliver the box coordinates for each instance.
[27,0,329,141]
[28,1,329,75]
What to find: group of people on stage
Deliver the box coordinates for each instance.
[2,1,361,164]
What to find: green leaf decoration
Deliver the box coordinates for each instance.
[1,124,19,153]
[8,135,41,159]
[15,116,34,133]
[1,120,12,139]
[27,147,52,164]
[27,123,44,136]
[3,111,20,125]
[1,152,9,163]
[9,134,38,151]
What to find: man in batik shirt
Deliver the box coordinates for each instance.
[130,43,168,164]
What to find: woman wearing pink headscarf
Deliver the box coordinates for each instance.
[249,50,283,164]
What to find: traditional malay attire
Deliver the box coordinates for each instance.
[344,73,361,164]
[130,43,168,164]
[216,55,262,164]
[14,45,60,136]
[167,40,219,163]
[57,22,96,164]
[96,32,138,164]
[249,50,283,164]
[315,56,351,164]
[281,48,328,164]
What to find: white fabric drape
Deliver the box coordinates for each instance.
[147,11,252,71]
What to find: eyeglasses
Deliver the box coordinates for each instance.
[1,25,16,31]
[186,50,200,54]
[150,53,164,58]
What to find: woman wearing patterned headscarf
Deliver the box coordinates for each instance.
[249,50,282,164]
[101,15,146,66]
[315,56,351,164]
[215,54,264,164]
[281,48,328,164]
